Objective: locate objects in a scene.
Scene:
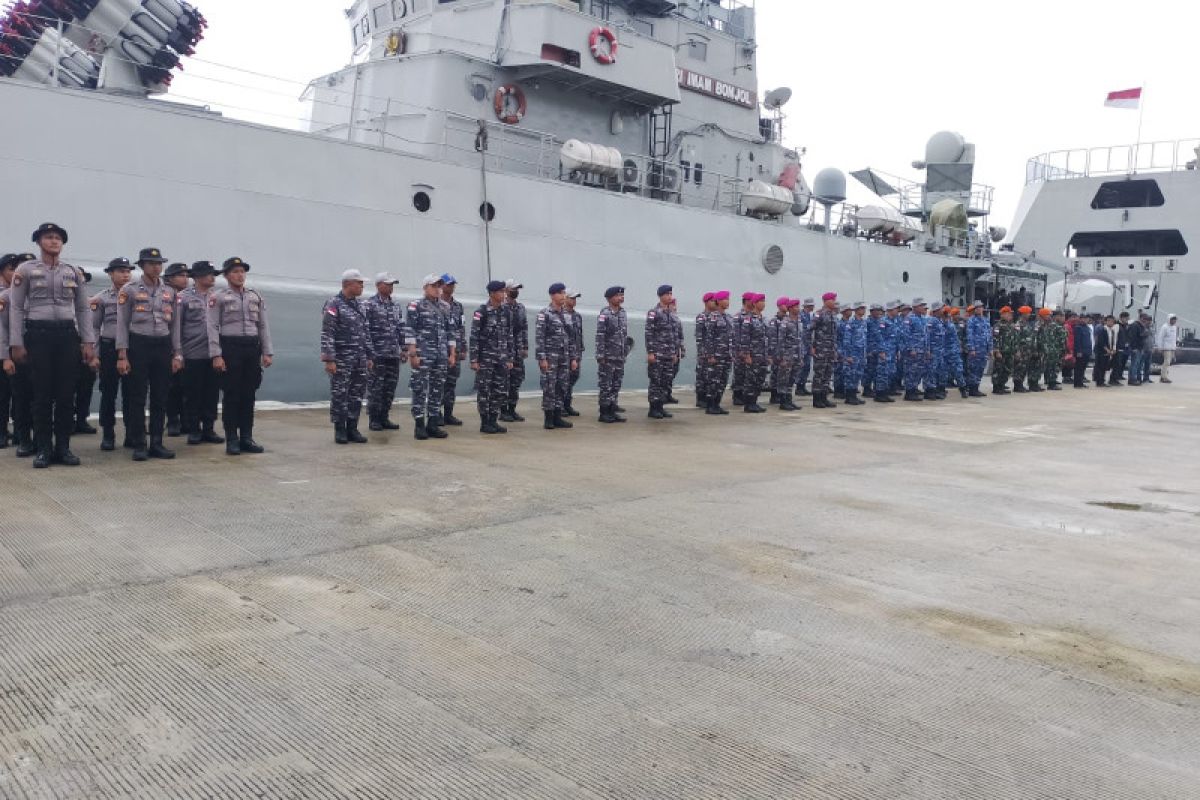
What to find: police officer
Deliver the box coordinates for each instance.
[72,268,99,436]
[408,274,455,440]
[595,285,629,423]
[965,300,992,397]
[365,272,407,431]
[322,269,373,444]
[470,280,513,434]
[0,254,16,449]
[116,247,177,461]
[439,273,466,426]
[536,282,577,429]
[172,261,224,446]
[9,223,97,468]
[208,257,273,455]
[501,279,528,422]
[162,262,190,436]
[646,284,681,419]
[810,292,839,409]
[92,257,134,450]
[563,288,584,416]
[702,290,733,414]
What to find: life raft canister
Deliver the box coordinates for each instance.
[494,83,527,125]
[589,26,617,65]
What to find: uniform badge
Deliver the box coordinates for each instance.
[12,275,20,287]
[118,293,127,305]
[90,299,99,310]
[326,305,338,316]
[209,296,217,308]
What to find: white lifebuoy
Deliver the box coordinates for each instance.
[589,27,617,65]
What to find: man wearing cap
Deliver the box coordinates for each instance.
[438,274,466,426]
[900,299,929,401]
[1157,314,1179,384]
[71,267,99,437]
[833,305,853,399]
[322,270,373,444]
[889,301,907,396]
[0,254,26,451]
[115,247,178,461]
[208,257,273,454]
[595,286,629,423]
[646,286,683,418]
[537,282,577,429]
[943,307,969,398]
[501,280,529,422]
[695,293,715,407]
[1137,312,1155,384]
[772,298,801,411]
[667,298,685,405]
[794,298,815,397]
[92,258,134,449]
[730,293,753,405]
[923,302,946,400]
[965,302,992,397]
[737,294,770,413]
[1041,309,1067,390]
[471,280,514,434]
[809,293,839,408]
[172,261,224,446]
[365,272,408,431]
[839,301,867,406]
[9,224,97,467]
[1010,306,1035,392]
[702,290,734,415]
[767,297,788,405]
[866,303,893,402]
[564,289,584,416]
[991,306,1018,394]
[161,262,191,436]
[1110,311,1131,385]
[408,275,456,440]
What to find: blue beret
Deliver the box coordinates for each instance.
[486,280,506,293]
[548,282,567,294]
[440,273,457,285]
[657,284,673,296]
[605,285,624,299]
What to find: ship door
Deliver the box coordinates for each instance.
[941,267,976,306]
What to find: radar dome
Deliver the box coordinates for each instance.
[812,168,847,204]
[925,131,967,164]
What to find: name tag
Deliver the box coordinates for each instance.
[135,305,149,313]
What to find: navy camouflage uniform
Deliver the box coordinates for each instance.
[866,310,891,396]
[408,296,455,422]
[566,305,584,412]
[737,310,769,404]
[322,291,372,427]
[944,316,966,392]
[536,303,576,412]
[365,292,408,424]
[772,312,800,396]
[645,302,681,408]
[966,312,993,392]
[442,295,466,420]
[505,299,528,415]
[703,308,734,406]
[795,306,814,394]
[901,311,928,392]
[470,301,512,421]
[694,309,710,401]
[810,308,839,395]
[730,307,748,402]
[839,312,867,398]
[595,304,629,410]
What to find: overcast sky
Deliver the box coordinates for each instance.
[170,0,1200,232]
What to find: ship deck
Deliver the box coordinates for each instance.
[1,373,1198,799]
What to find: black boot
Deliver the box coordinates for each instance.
[744,395,766,413]
[779,393,799,411]
[904,390,924,402]
[648,402,665,419]
[874,391,894,403]
[368,416,384,432]
[33,447,51,469]
[553,410,573,429]
[381,416,400,430]
[845,390,864,406]
[335,421,349,444]
[599,404,616,423]
[166,417,181,437]
[1048,382,1062,391]
[442,402,463,426]
[665,393,679,405]
[425,420,448,439]
[732,391,744,406]
[499,406,516,422]
[148,438,175,460]
[480,415,500,434]
[132,439,149,461]
[0,429,6,449]
[796,386,811,396]
[225,428,242,455]
[239,431,266,453]
[833,389,845,400]
[563,404,580,417]
[969,386,986,397]
[492,415,507,434]
[347,422,368,443]
[923,388,938,400]
[101,426,116,451]
[15,432,36,458]
[769,390,780,405]
[187,425,203,445]
[201,422,224,444]
[695,394,706,408]
[614,403,626,413]
[53,444,81,466]
[75,419,97,435]
[414,420,429,440]
[959,386,970,398]
[708,391,729,415]
[509,404,525,422]
[610,404,626,423]
[545,410,557,429]
[1013,379,1027,393]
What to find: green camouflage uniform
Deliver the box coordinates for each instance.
[1012,316,1037,389]
[992,319,1019,391]
[1042,320,1068,387]
[1025,319,1045,389]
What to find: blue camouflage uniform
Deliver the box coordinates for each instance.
[839,311,868,395]
[795,305,814,393]
[901,309,928,392]
[866,310,890,396]
[321,292,372,427]
[365,292,408,425]
[442,295,467,419]
[924,310,945,393]
[408,296,455,422]
[966,312,993,391]
[595,303,629,410]
[944,316,966,389]
[470,301,512,421]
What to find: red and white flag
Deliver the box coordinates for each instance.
[1104,87,1142,109]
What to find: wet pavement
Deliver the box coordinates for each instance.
[1,370,1197,798]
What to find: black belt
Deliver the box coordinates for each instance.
[25,320,75,330]
[220,335,260,343]
[129,332,171,342]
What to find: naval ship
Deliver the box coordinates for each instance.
[1012,138,1199,349]
[0,0,1041,400]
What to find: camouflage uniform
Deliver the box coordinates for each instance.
[924,313,945,396]
[365,292,408,425]
[408,296,454,422]
[738,310,769,407]
[794,307,814,394]
[1042,319,1068,388]
[321,292,372,427]
[669,310,684,398]
[702,309,733,408]
[694,309,710,401]
[504,299,529,417]
[992,318,1019,392]
[470,301,512,422]
[965,314,993,392]
[595,304,629,412]
[810,308,839,395]
[1013,316,1038,389]
[730,308,748,402]
[645,302,681,408]
[536,304,575,412]
[943,317,966,394]
[1025,318,1045,390]
[866,313,891,397]
[839,313,867,401]
[772,313,800,397]
[442,296,467,421]
[901,311,928,393]
[566,305,584,412]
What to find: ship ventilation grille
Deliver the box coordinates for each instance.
[762,245,784,274]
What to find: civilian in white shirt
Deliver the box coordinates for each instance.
[1156,314,1179,383]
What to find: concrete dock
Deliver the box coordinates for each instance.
[1,372,1197,799]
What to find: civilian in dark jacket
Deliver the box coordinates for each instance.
[1071,316,1093,388]
[1110,312,1130,384]
[1093,316,1116,386]
[1126,316,1147,385]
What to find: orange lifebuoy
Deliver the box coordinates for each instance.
[589,26,617,65]
[493,84,527,125]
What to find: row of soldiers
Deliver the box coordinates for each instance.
[1,223,272,468]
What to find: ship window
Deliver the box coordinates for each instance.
[688,40,708,61]
[630,19,654,37]
[541,44,581,68]
[1090,179,1164,209]
[1068,229,1187,258]
[680,159,691,182]
[902,272,910,283]
[413,192,431,212]
[694,163,703,186]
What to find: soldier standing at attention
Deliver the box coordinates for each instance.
[501,279,528,423]
[8,224,96,468]
[901,298,928,402]
[0,255,16,449]
[738,293,769,413]
[322,269,373,444]
[809,293,839,409]
[965,301,992,397]
[1025,308,1046,392]
[162,262,190,436]
[694,293,714,407]
[990,306,1017,395]
[72,268,99,437]
[471,280,513,434]
[944,307,968,398]
[840,301,867,406]
[1042,309,1067,390]
[889,300,908,396]
[794,298,815,397]
[116,247,178,462]
[1012,305,1035,393]
[563,289,584,416]
[365,272,406,431]
[595,285,629,423]
[171,261,224,446]
[537,282,577,429]
[667,298,684,405]
[645,284,682,419]
[208,257,272,455]
[867,303,893,403]
[833,305,853,399]
[439,274,465,427]
[766,297,788,405]
[730,293,752,405]
[702,290,733,415]
[92,258,133,450]
[923,302,946,401]
[2,253,37,457]
[408,274,455,440]
[773,297,801,411]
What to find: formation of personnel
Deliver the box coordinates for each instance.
[1,223,272,468]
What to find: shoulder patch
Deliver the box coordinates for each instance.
[90,299,99,310]
[118,293,128,305]
[408,302,419,311]
[0,299,5,312]
[209,295,217,308]
[473,311,482,319]
[11,275,20,287]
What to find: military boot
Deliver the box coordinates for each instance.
[499,406,516,422]
[1048,382,1062,391]
[610,404,627,423]
[779,393,799,411]
[833,388,845,400]
[545,411,558,429]
[225,428,242,455]
[425,420,448,439]
[239,431,266,453]
[874,391,894,403]
[598,404,616,424]
[201,422,224,444]
[101,426,117,451]
[166,417,181,437]
[509,404,525,422]
[335,421,349,444]
[380,415,400,430]
[695,394,707,408]
[923,388,938,400]
[33,446,51,469]
[845,390,864,406]
[820,392,838,409]
[732,390,744,406]
[969,386,987,397]
[648,403,665,419]
[904,390,924,401]
[992,384,1011,395]
[959,386,970,398]
[563,403,580,417]
[744,395,766,413]
[132,439,149,462]
[347,423,368,443]
[553,410,573,429]
[614,402,626,413]
[368,416,384,432]
[492,415,508,434]
[148,438,176,460]
[414,420,429,440]
[1013,379,1027,393]
[796,385,811,396]
[75,418,97,435]
[708,392,729,415]
[442,402,463,426]
[187,425,204,445]
[665,393,679,405]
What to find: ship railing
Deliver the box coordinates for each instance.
[896,183,995,217]
[1026,138,1200,183]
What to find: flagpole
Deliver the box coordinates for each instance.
[1134,83,1146,173]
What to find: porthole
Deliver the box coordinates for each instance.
[480,202,496,221]
[762,244,783,274]
[1110,263,1117,270]
[1128,263,1135,270]
[471,84,486,102]
[413,192,431,212]
[902,271,909,283]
